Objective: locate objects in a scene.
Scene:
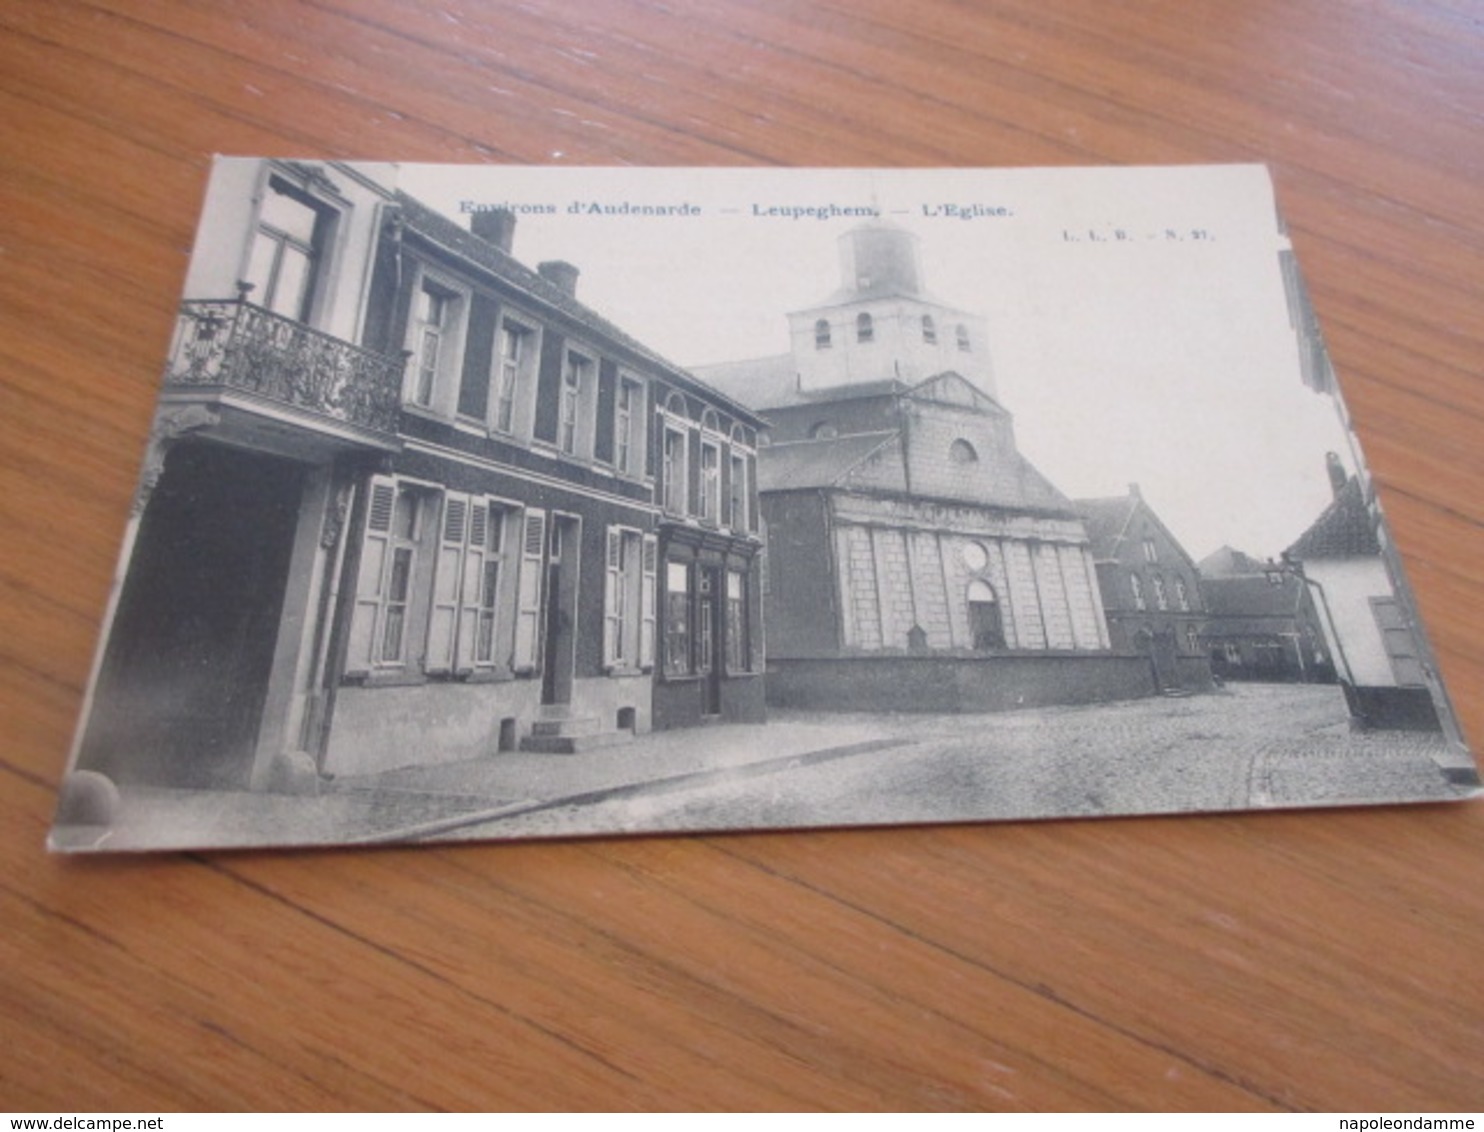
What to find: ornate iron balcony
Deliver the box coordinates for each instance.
[165,299,404,438]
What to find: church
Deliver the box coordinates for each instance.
[695,222,1157,711]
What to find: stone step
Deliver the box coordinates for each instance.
[519,729,636,755]
[529,714,606,738]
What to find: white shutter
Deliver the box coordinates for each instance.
[456,501,489,671]
[346,477,396,674]
[426,492,467,674]
[604,528,622,666]
[512,508,547,672]
[639,533,658,669]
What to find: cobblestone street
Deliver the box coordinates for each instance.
[87,683,1476,852]
[448,683,1472,842]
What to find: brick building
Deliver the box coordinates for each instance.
[1074,487,1214,693]
[73,158,766,794]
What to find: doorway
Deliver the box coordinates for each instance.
[698,565,723,716]
[540,514,580,706]
[79,441,305,789]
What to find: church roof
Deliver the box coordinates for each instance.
[1285,478,1381,560]
[757,432,899,491]
[690,354,921,414]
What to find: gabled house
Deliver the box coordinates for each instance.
[1285,474,1441,732]
[1073,487,1212,693]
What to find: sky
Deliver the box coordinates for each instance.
[398,163,1354,563]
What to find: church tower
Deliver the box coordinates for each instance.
[785,222,996,398]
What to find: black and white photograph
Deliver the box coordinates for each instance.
[49,160,1481,852]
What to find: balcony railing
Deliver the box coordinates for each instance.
[164,299,404,438]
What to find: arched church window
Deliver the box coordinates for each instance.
[1130,574,1146,610]
[814,319,831,349]
[967,579,1005,651]
[922,315,937,344]
[956,324,971,352]
[949,438,978,464]
[1152,573,1168,610]
[856,312,874,343]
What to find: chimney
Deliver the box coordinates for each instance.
[470,208,516,253]
[1128,482,1142,500]
[538,260,580,297]
[1325,451,1348,498]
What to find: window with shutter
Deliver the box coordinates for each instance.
[512,509,547,672]
[640,535,657,670]
[346,477,435,675]
[427,493,469,673]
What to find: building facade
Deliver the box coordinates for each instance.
[698,223,1157,713]
[74,159,765,792]
[1286,475,1441,731]
[1197,546,1335,684]
[1074,487,1213,693]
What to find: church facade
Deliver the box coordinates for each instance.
[697,223,1156,712]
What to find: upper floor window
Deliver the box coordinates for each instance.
[956,323,971,352]
[856,312,874,343]
[662,425,688,514]
[922,315,937,344]
[411,283,454,409]
[244,177,331,322]
[615,378,643,476]
[729,453,750,532]
[699,440,721,523]
[1142,537,1158,563]
[493,322,531,434]
[560,351,591,455]
[814,319,831,349]
[949,438,978,464]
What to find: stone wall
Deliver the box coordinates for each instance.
[766,653,1157,712]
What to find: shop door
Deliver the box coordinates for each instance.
[698,565,723,716]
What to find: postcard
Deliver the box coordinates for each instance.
[49,161,1480,852]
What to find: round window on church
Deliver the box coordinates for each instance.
[961,541,988,573]
[949,438,979,464]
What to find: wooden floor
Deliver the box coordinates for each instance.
[4,0,1483,1112]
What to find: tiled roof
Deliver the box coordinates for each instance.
[1198,545,1267,576]
[393,191,763,426]
[757,432,899,491]
[692,355,919,413]
[1286,478,1381,560]
[1200,574,1304,618]
[1073,495,1137,557]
